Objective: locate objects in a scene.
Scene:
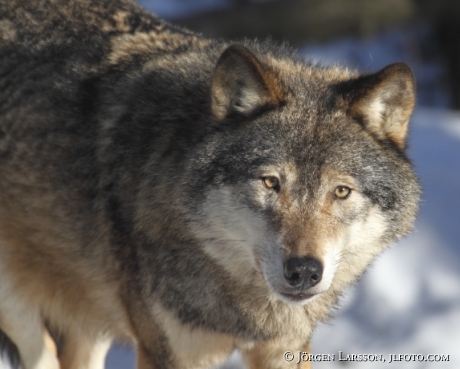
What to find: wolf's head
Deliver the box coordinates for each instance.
[186,44,420,306]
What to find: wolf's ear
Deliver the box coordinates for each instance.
[211,44,283,120]
[346,62,415,150]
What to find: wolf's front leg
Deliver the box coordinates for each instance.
[0,290,59,369]
[242,340,312,369]
[136,343,179,369]
[58,334,111,369]
[0,267,59,369]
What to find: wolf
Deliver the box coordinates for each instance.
[0,0,420,368]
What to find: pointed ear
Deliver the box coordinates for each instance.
[211,44,283,120]
[346,62,415,150]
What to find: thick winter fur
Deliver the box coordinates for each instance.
[0,1,420,368]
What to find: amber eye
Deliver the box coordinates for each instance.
[262,176,280,190]
[335,186,351,199]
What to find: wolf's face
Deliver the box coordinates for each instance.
[187,45,420,306]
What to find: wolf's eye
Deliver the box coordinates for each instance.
[262,176,280,191]
[335,186,351,199]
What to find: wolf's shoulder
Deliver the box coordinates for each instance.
[0,0,192,53]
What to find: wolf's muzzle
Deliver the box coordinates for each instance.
[283,257,323,289]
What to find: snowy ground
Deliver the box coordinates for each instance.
[2,2,459,369]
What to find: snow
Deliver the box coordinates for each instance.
[1,2,459,369]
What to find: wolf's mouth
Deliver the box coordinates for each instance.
[280,292,316,302]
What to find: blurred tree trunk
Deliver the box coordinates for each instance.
[416,0,460,109]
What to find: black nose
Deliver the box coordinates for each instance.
[284,257,323,288]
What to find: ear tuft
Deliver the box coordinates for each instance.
[346,62,415,150]
[211,44,283,120]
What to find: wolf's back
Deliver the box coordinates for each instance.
[0,0,161,46]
